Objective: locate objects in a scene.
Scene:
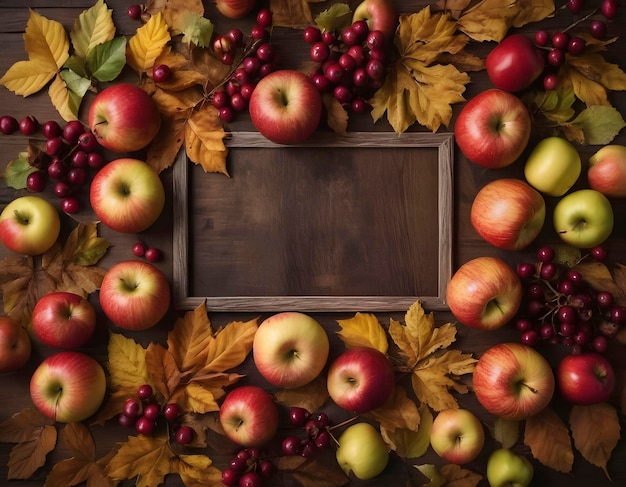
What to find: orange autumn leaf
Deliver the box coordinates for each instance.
[336,312,388,353]
[184,105,229,175]
[524,406,573,473]
[0,255,46,327]
[570,403,621,478]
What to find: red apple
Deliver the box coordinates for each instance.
[248,70,322,145]
[89,158,165,234]
[253,312,329,388]
[0,196,60,256]
[556,353,615,405]
[430,408,485,464]
[32,292,96,349]
[471,178,546,251]
[485,34,545,92]
[473,342,554,421]
[454,89,531,168]
[215,0,256,19]
[219,385,279,447]
[30,351,107,422]
[88,83,161,153]
[588,144,626,198]
[352,0,398,39]
[0,316,31,373]
[326,346,395,414]
[446,257,522,330]
[99,260,170,331]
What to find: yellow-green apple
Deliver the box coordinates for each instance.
[553,189,614,248]
[89,158,165,234]
[446,257,522,330]
[556,352,615,405]
[454,89,531,169]
[215,0,255,19]
[249,70,322,145]
[88,83,161,153]
[485,34,545,92]
[336,422,389,480]
[219,385,279,447]
[29,351,106,422]
[0,195,60,255]
[487,448,533,487]
[253,312,329,388]
[587,144,626,198]
[524,136,581,196]
[471,178,545,250]
[326,346,395,414]
[99,260,170,330]
[430,408,485,464]
[473,342,554,421]
[0,316,31,373]
[32,292,96,349]
[352,0,398,39]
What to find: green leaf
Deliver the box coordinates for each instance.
[179,12,214,48]
[63,55,88,78]
[315,3,352,32]
[86,36,127,82]
[2,153,37,189]
[570,105,626,145]
[70,0,116,59]
[59,69,91,116]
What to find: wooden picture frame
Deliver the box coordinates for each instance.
[172,132,453,312]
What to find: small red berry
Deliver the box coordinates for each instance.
[145,247,162,262]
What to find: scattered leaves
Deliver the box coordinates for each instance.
[524,407,574,473]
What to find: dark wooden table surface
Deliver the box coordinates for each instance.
[1,0,626,486]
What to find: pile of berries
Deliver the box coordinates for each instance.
[303,19,391,113]
[118,384,195,446]
[211,9,278,123]
[221,448,276,487]
[515,245,626,354]
[280,408,332,458]
[0,114,105,214]
[535,0,620,90]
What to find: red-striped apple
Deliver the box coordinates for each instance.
[471,178,546,250]
[253,312,329,388]
[327,346,395,414]
[0,316,31,373]
[352,0,398,39]
[99,260,170,330]
[32,292,96,349]
[473,342,554,420]
[215,0,255,19]
[30,351,106,422]
[556,352,615,405]
[90,158,165,234]
[553,189,614,248]
[588,144,626,198]
[454,89,531,169]
[0,196,60,255]
[430,408,485,464]
[446,257,522,330]
[219,385,279,447]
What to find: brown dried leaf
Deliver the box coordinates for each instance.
[270,0,313,28]
[369,385,421,433]
[93,388,136,426]
[0,255,48,326]
[185,105,229,175]
[154,0,204,35]
[146,111,187,172]
[7,424,57,480]
[153,52,207,91]
[146,341,183,399]
[62,422,95,460]
[434,0,472,19]
[524,407,573,473]
[0,408,53,444]
[380,402,433,459]
[571,261,626,305]
[167,302,215,374]
[336,312,388,353]
[570,403,621,478]
[275,374,330,413]
[439,464,482,486]
[278,455,350,487]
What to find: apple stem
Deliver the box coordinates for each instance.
[521,381,539,394]
[13,210,29,225]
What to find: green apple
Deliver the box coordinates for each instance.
[487,448,533,487]
[553,189,614,248]
[524,136,581,196]
[336,422,389,480]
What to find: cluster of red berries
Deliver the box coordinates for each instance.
[281,408,332,458]
[118,384,195,446]
[221,448,276,487]
[303,19,391,113]
[0,115,105,214]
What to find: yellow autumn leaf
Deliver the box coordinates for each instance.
[70,0,116,59]
[206,318,258,372]
[106,332,150,391]
[178,382,220,414]
[369,385,421,433]
[185,105,229,174]
[0,60,57,97]
[106,435,175,487]
[380,402,432,459]
[566,68,610,107]
[145,341,183,399]
[48,74,79,121]
[175,454,223,486]
[524,406,573,473]
[570,403,621,478]
[336,312,388,353]
[127,12,171,75]
[167,302,215,374]
[323,94,348,136]
[25,9,70,68]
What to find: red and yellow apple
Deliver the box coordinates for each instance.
[215,0,256,19]
[0,316,31,373]
[352,0,398,39]
[446,257,522,330]
[430,408,485,464]
[587,144,626,198]
[253,312,329,388]
[0,196,60,255]
[471,178,546,251]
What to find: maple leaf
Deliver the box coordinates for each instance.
[184,105,229,174]
[371,8,471,134]
[127,12,171,75]
[389,301,476,411]
[524,406,574,473]
[369,385,421,433]
[336,312,389,353]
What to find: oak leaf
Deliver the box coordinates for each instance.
[127,12,171,75]
[275,374,330,413]
[524,406,573,473]
[70,0,116,59]
[336,312,388,353]
[570,403,621,478]
[380,401,433,459]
